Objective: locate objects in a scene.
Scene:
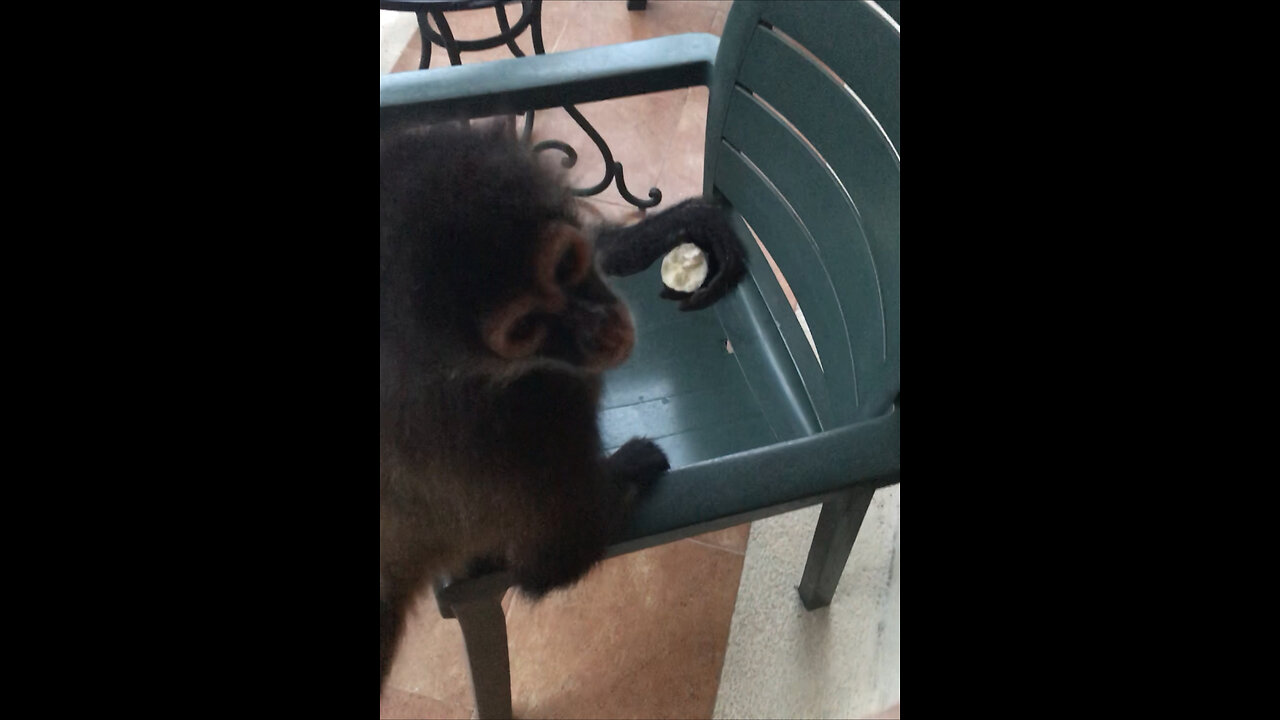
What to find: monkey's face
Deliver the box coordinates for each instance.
[481,222,635,372]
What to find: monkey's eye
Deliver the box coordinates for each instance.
[555,250,580,286]
[509,314,541,343]
[539,222,592,293]
[482,299,548,360]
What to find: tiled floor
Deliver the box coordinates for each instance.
[380,4,744,718]
[381,526,752,720]
[712,489,900,719]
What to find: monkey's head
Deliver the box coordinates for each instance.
[479,218,636,372]
[380,122,635,374]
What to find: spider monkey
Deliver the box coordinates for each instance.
[379,120,746,691]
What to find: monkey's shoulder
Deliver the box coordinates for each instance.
[483,361,601,425]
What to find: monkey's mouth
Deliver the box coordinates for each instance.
[536,299,635,372]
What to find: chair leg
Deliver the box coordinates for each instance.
[798,486,875,610]
[435,575,514,720]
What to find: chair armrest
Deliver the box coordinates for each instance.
[608,406,900,557]
[379,33,720,126]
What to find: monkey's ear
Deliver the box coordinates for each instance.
[536,222,592,296]
[481,294,548,360]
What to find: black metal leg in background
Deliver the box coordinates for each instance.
[797,486,876,610]
[434,572,516,720]
[493,4,536,144]
[429,10,464,66]
[627,0,648,10]
[413,12,433,69]
[396,0,663,211]
[495,1,662,208]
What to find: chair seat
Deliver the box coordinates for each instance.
[600,265,779,469]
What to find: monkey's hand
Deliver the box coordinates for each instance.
[607,437,670,500]
[596,199,748,312]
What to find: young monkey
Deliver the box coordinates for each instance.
[379,120,746,691]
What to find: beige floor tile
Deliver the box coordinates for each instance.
[383,588,475,712]
[711,8,728,36]
[689,522,751,555]
[578,196,648,229]
[654,86,711,204]
[382,538,747,720]
[506,540,745,719]
[380,686,471,720]
[551,0,720,53]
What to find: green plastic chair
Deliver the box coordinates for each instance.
[379,2,900,716]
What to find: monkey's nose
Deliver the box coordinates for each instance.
[593,306,635,371]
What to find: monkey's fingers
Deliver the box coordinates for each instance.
[677,243,748,311]
[679,282,732,311]
[608,437,670,490]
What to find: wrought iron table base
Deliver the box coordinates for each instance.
[410,0,662,210]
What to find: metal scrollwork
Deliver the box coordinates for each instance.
[383,0,664,210]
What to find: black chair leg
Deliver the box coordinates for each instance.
[797,486,875,610]
[435,573,515,720]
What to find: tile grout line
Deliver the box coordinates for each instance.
[380,11,419,75]
[649,86,694,200]
[685,536,748,557]
[546,9,568,54]
[383,682,473,715]
[391,30,419,73]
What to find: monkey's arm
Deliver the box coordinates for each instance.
[481,364,668,596]
[380,592,400,692]
[595,198,748,311]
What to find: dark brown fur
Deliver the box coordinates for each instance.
[379,123,670,691]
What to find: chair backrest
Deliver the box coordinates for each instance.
[705,0,900,433]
